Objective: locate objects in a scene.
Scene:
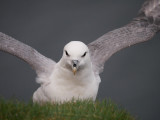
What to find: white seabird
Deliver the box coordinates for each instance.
[33,41,100,103]
[0,0,160,103]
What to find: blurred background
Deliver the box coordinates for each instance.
[0,0,160,119]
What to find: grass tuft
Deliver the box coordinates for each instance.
[0,98,135,120]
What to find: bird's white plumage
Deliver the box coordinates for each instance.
[0,0,159,104]
[33,41,101,103]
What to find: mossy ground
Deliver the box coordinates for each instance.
[0,98,135,120]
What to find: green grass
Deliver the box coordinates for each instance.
[0,98,135,120]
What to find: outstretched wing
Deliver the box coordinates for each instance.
[0,32,56,76]
[88,0,160,74]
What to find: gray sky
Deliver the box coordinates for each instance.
[0,0,160,120]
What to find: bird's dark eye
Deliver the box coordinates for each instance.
[81,52,87,57]
[65,50,70,56]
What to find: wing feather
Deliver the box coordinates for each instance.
[88,0,160,74]
[0,32,56,76]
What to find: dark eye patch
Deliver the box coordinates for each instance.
[65,50,70,56]
[81,52,87,57]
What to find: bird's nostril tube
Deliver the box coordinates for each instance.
[73,64,77,67]
[72,60,79,68]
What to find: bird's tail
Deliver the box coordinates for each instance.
[136,0,160,31]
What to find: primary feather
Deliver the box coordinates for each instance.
[88,0,160,74]
[0,32,55,76]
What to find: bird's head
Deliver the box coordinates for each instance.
[61,41,91,75]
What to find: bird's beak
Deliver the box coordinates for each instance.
[72,67,77,75]
[72,60,79,75]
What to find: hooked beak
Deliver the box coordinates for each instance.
[72,60,79,75]
[72,67,77,75]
